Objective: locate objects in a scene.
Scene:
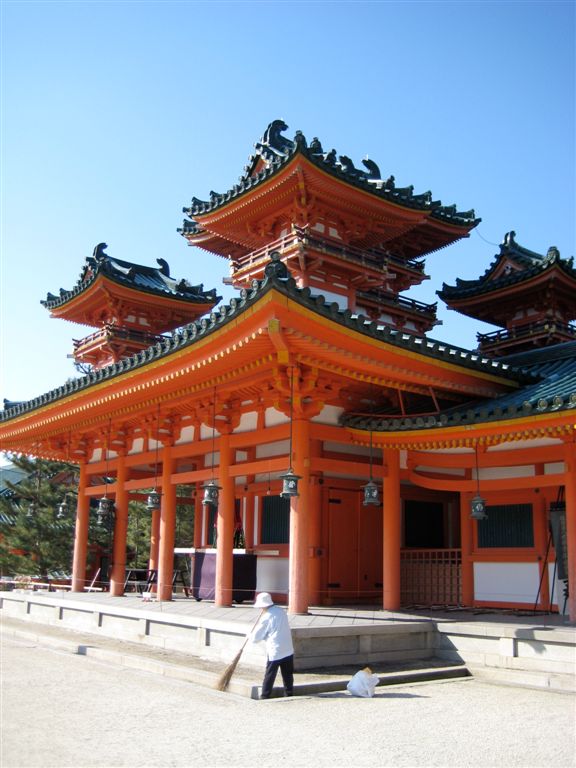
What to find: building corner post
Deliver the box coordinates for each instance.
[157,443,176,601]
[382,449,401,610]
[288,416,310,614]
[71,462,90,592]
[563,442,576,622]
[215,431,233,607]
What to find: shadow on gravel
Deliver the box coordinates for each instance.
[315,691,428,699]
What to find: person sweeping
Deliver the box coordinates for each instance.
[249,592,294,699]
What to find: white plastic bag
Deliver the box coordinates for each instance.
[346,666,380,698]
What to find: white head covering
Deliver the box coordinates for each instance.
[253,592,274,608]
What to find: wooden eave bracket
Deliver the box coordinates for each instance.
[267,317,290,364]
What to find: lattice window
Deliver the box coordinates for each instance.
[261,495,290,544]
[477,504,534,548]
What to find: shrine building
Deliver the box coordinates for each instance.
[1,120,574,621]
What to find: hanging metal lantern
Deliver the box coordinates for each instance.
[97,495,115,518]
[202,479,221,506]
[280,468,301,498]
[57,500,68,518]
[470,493,487,520]
[362,479,380,506]
[146,489,161,511]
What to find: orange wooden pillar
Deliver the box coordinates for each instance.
[533,490,550,611]
[459,492,474,606]
[148,507,161,589]
[110,452,128,596]
[564,441,576,622]
[157,443,176,601]
[71,462,90,592]
[289,416,310,615]
[193,493,203,548]
[215,430,234,606]
[382,448,401,610]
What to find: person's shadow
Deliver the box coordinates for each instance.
[316,691,428,699]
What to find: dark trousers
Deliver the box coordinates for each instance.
[261,654,294,699]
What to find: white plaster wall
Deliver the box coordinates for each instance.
[256,441,289,458]
[311,404,344,425]
[545,462,565,475]
[417,466,466,477]
[474,562,540,604]
[265,407,288,427]
[324,441,369,456]
[256,557,289,594]
[480,465,535,480]
[200,424,218,440]
[234,411,258,433]
[90,448,103,463]
[548,563,569,614]
[175,426,194,445]
[128,437,144,455]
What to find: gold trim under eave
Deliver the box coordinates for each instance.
[349,415,575,450]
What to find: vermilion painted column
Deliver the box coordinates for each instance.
[459,492,474,606]
[383,449,401,610]
[157,444,176,601]
[71,462,90,592]
[289,417,310,615]
[563,441,576,622]
[148,507,161,591]
[215,431,234,606]
[193,493,203,548]
[110,452,128,596]
[533,492,550,611]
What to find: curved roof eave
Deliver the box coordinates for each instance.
[1,265,528,426]
[181,120,480,233]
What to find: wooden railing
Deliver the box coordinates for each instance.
[401,548,462,607]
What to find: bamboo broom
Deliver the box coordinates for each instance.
[215,609,265,692]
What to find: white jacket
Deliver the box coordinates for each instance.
[250,605,294,661]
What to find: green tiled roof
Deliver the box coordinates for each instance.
[344,341,576,431]
[179,120,480,237]
[41,243,220,311]
[438,231,576,301]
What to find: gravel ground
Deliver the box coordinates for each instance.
[1,634,575,768]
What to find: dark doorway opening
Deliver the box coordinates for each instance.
[404,500,444,548]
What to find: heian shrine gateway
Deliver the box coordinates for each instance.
[1,120,575,620]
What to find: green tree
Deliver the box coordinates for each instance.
[0,455,79,580]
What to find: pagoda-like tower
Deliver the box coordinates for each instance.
[438,231,576,356]
[41,243,220,369]
[179,120,480,336]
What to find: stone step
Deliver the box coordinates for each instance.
[1,616,469,699]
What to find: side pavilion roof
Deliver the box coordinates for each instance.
[41,243,220,330]
[438,231,576,309]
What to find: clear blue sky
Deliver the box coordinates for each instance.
[1,0,574,408]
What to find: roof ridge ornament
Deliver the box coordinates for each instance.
[264,251,289,280]
[254,119,295,159]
